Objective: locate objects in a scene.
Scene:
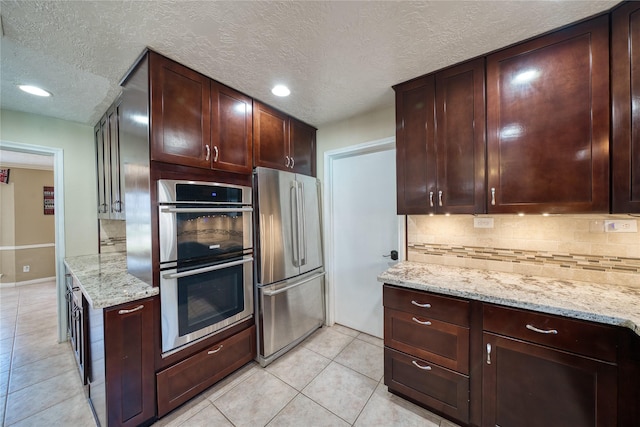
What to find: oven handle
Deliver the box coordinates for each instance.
[160,207,253,214]
[162,257,254,279]
[262,271,325,296]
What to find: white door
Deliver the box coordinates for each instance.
[331,144,398,338]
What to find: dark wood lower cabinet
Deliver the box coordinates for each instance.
[156,325,256,417]
[385,347,470,422]
[482,332,617,427]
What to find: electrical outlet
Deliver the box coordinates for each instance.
[604,220,638,233]
[474,217,494,229]
[23,265,30,273]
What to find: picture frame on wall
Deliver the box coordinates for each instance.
[44,186,54,215]
[0,169,9,184]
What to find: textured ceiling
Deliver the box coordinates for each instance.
[0,0,620,128]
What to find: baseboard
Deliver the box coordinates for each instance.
[0,276,56,288]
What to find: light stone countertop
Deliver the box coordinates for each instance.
[378,261,640,336]
[64,253,158,309]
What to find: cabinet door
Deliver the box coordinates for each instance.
[253,101,290,171]
[435,58,485,214]
[149,52,211,168]
[106,101,125,219]
[486,16,609,213]
[482,332,617,427]
[394,76,436,214]
[211,83,253,174]
[95,117,109,218]
[290,118,316,176]
[104,298,155,427]
[612,2,640,213]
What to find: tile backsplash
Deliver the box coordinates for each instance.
[99,219,126,253]
[407,215,640,288]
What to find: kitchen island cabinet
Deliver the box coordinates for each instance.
[379,261,640,427]
[612,2,640,213]
[486,15,609,214]
[253,100,316,176]
[394,58,485,215]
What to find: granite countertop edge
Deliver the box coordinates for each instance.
[64,253,159,309]
[378,261,640,336]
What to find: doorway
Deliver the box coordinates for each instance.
[0,141,66,342]
[324,137,404,338]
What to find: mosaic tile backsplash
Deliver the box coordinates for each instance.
[407,215,640,288]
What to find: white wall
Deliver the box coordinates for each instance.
[0,109,98,256]
[316,104,395,183]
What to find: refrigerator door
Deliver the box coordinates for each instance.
[257,271,325,365]
[295,173,324,275]
[256,167,299,285]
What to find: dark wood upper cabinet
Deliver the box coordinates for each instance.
[254,100,317,176]
[394,58,485,215]
[486,15,610,213]
[148,52,253,174]
[212,82,253,174]
[149,52,211,169]
[612,2,640,213]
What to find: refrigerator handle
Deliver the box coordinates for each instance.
[299,182,307,266]
[290,182,299,267]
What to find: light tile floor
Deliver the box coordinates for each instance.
[1,282,460,427]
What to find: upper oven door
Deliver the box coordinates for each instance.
[158,180,252,265]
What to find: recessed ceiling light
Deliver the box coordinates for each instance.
[18,85,52,97]
[271,84,290,97]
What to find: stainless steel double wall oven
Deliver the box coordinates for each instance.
[157,179,253,354]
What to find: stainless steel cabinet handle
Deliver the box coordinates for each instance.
[526,324,558,335]
[411,300,431,308]
[205,144,211,161]
[207,345,223,354]
[163,257,253,279]
[438,190,443,207]
[412,317,432,326]
[118,305,144,315]
[290,157,295,169]
[487,343,492,364]
[491,187,496,206]
[429,191,434,207]
[412,360,432,370]
[285,156,290,167]
[112,200,122,213]
[213,146,219,162]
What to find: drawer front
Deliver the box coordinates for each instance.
[384,347,469,424]
[156,325,256,417]
[384,307,469,374]
[383,285,469,326]
[483,304,617,362]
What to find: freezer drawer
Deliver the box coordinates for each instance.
[258,271,325,364]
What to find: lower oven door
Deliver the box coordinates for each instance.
[160,255,253,354]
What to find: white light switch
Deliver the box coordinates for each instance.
[474,217,494,229]
[604,220,638,233]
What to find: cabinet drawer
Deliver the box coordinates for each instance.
[157,325,256,417]
[383,285,469,326]
[384,347,469,424]
[384,307,469,374]
[483,304,617,363]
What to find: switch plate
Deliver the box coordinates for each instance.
[604,220,638,233]
[474,217,494,229]
[23,265,30,273]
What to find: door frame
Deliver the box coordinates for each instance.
[0,140,67,342]
[323,136,405,327]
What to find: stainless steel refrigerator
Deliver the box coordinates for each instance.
[254,167,325,366]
